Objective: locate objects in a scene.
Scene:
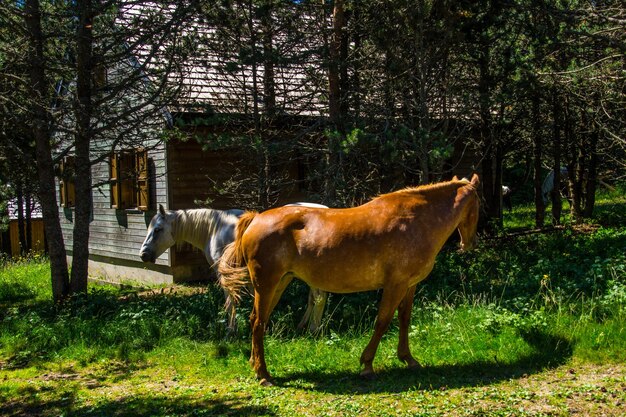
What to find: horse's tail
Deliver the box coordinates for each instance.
[219,211,258,316]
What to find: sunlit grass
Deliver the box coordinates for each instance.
[1,186,625,415]
[0,253,50,304]
[503,183,626,230]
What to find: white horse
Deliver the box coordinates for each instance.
[139,204,328,333]
[542,167,569,206]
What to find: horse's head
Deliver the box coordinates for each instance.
[139,204,175,263]
[457,174,480,251]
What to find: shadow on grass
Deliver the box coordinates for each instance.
[0,281,37,304]
[0,285,230,370]
[273,330,573,394]
[593,200,626,227]
[0,393,276,417]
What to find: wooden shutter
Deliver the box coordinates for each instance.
[110,152,121,209]
[59,156,75,208]
[135,148,149,211]
[119,151,135,209]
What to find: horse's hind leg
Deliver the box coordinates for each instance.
[397,284,419,368]
[309,289,327,333]
[360,283,408,377]
[269,275,293,313]
[248,274,293,362]
[250,273,292,385]
[297,288,315,331]
[250,289,275,385]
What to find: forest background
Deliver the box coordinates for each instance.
[0,0,624,300]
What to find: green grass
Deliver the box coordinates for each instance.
[503,182,626,230]
[1,186,625,416]
[0,253,51,304]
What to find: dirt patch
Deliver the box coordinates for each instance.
[119,284,209,301]
[456,364,626,416]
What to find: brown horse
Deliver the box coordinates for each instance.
[218,174,480,385]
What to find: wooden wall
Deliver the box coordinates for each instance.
[166,137,309,210]
[166,138,241,269]
[0,219,45,257]
[446,141,482,180]
[57,120,316,284]
[165,136,308,270]
[167,139,251,210]
[59,138,171,283]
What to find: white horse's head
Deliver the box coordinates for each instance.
[139,204,176,263]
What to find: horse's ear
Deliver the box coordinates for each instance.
[471,173,480,187]
[452,175,459,181]
[159,204,166,216]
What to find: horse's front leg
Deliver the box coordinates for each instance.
[397,284,419,368]
[360,283,408,378]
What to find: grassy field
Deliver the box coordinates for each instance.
[1,187,625,416]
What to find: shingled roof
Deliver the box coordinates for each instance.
[121,2,327,117]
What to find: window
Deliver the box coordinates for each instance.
[59,156,76,208]
[110,148,149,211]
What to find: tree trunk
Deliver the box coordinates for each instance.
[25,191,33,251]
[351,4,362,119]
[339,6,349,120]
[551,88,562,225]
[70,0,95,294]
[323,0,346,206]
[494,144,503,222]
[569,147,584,225]
[257,143,272,209]
[532,92,545,227]
[247,0,260,131]
[328,0,344,131]
[477,41,501,232]
[480,147,503,231]
[25,0,69,302]
[582,122,599,218]
[565,98,583,224]
[16,182,27,254]
[259,1,274,209]
[261,0,275,117]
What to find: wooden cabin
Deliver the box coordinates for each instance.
[56,128,478,286]
[0,198,46,258]
[55,6,480,286]
[56,127,313,285]
[56,8,325,285]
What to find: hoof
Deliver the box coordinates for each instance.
[406,359,421,369]
[259,378,274,387]
[359,369,376,380]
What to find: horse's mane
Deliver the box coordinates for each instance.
[376,178,473,200]
[171,209,238,244]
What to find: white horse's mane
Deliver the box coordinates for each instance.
[170,209,239,246]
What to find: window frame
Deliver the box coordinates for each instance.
[109,148,150,211]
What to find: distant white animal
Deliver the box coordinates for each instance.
[542,167,569,205]
[502,185,512,212]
